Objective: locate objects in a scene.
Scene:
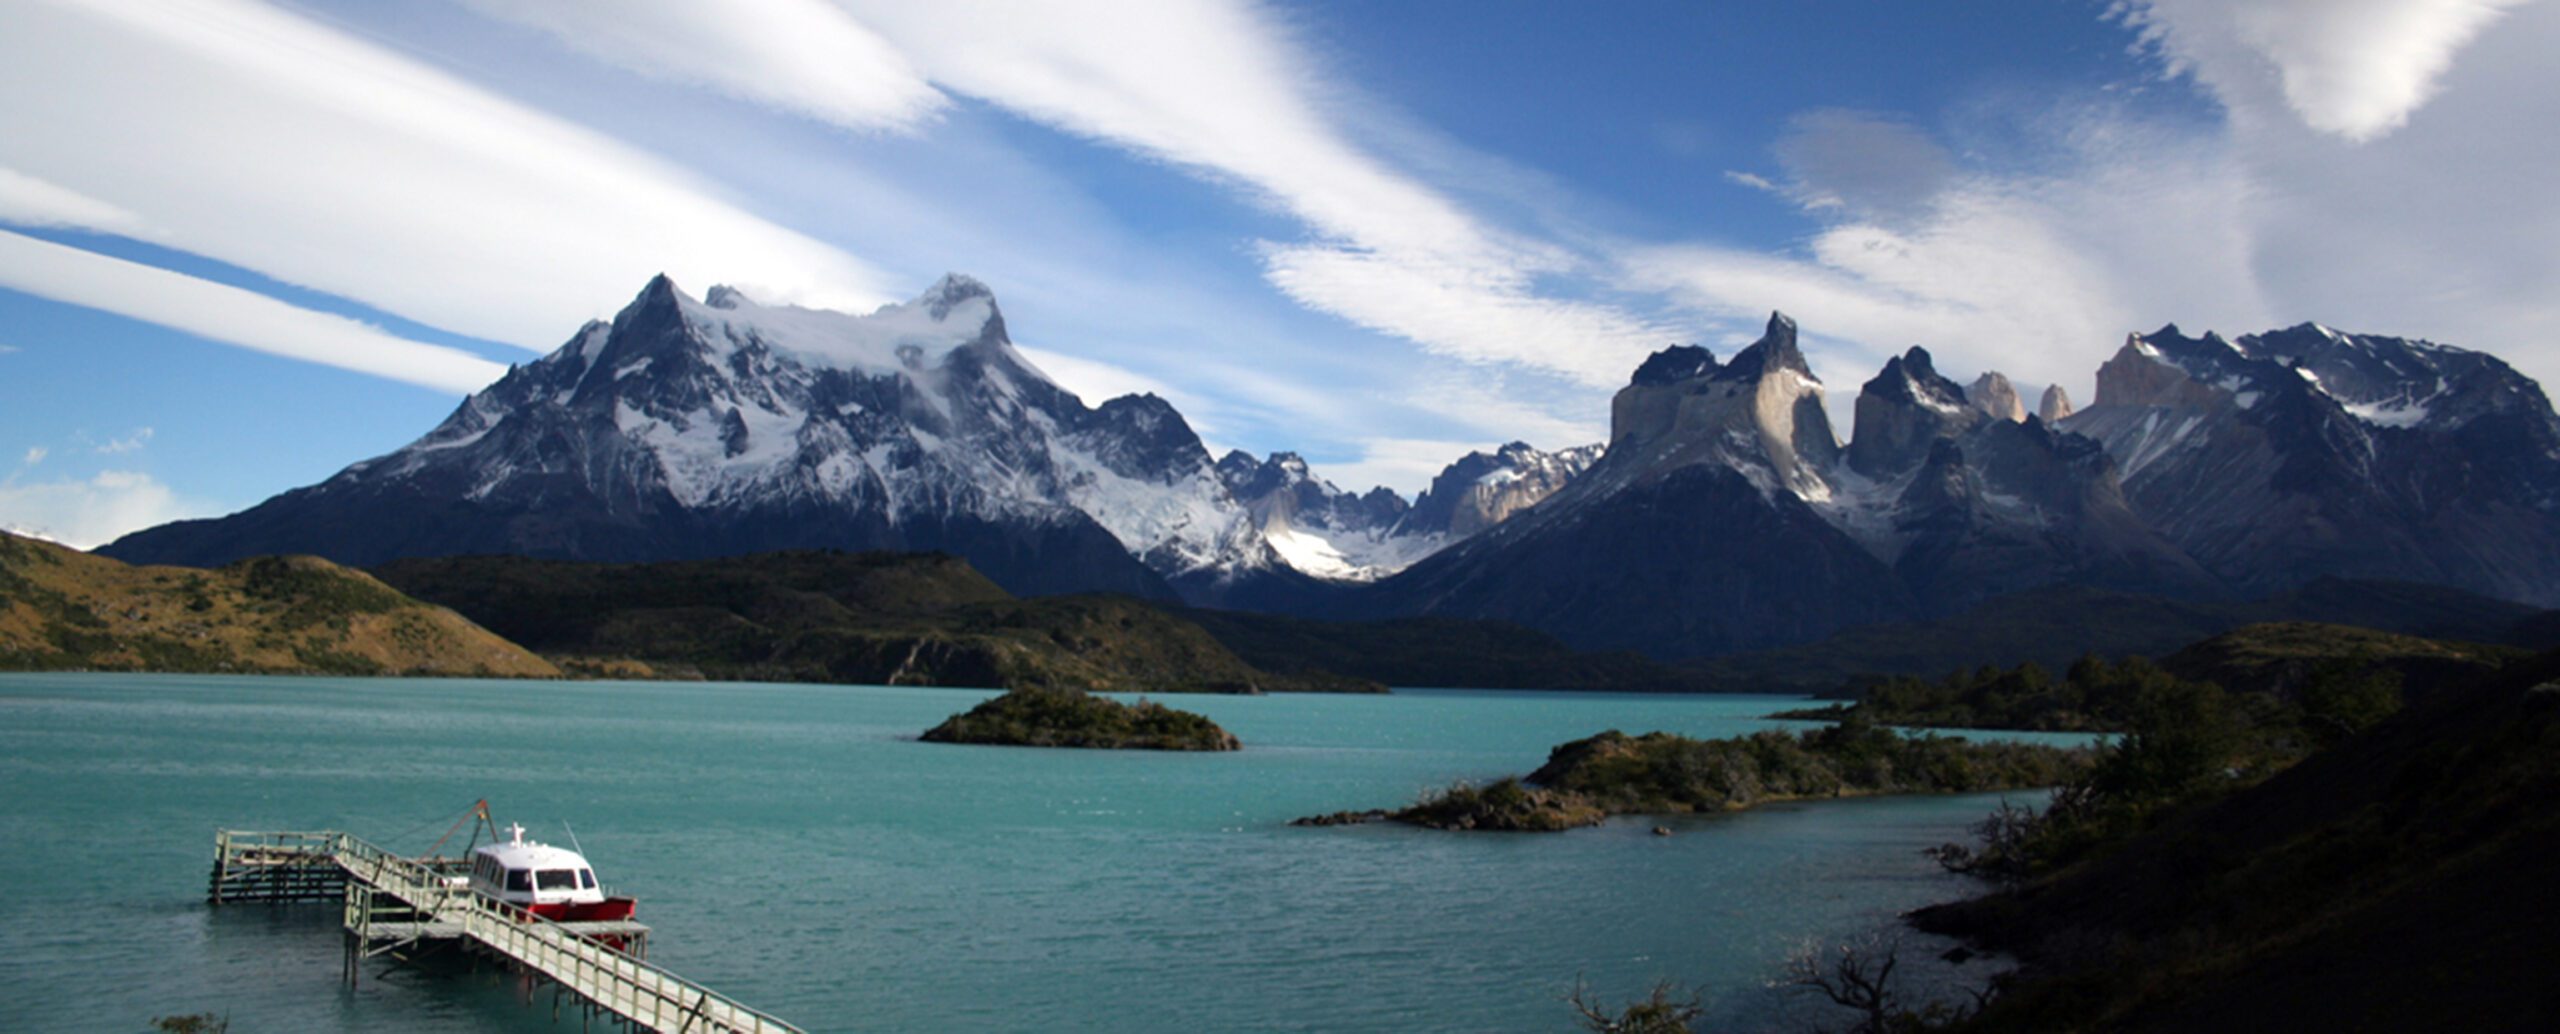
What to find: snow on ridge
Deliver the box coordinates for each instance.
[672,279,1003,379]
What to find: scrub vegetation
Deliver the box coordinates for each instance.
[0,531,554,677]
[919,686,1240,751]
[1300,719,2089,832]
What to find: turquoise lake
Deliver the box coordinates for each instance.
[0,674,2080,1032]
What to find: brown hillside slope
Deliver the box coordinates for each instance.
[0,532,555,677]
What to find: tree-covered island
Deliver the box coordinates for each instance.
[921,687,1241,751]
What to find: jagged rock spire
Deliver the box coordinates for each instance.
[2039,383,2075,422]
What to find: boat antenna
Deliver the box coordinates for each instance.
[563,819,587,857]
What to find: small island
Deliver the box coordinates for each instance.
[1297,720,2087,831]
[920,687,1241,751]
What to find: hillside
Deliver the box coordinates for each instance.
[1782,621,2519,732]
[374,551,1376,693]
[1176,608,1716,691]
[2159,621,2518,697]
[0,531,555,677]
[1916,650,2560,1032]
[1692,578,2541,693]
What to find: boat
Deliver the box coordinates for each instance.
[467,821,637,922]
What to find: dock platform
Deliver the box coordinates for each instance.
[211,829,802,1033]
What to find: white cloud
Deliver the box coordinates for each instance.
[1260,243,1673,387]
[484,0,1670,385]
[0,230,509,393]
[1627,0,2560,404]
[1314,438,1491,497]
[94,427,152,455]
[0,0,895,350]
[21,447,46,467]
[1014,345,1191,407]
[0,469,214,550]
[1723,170,1779,193]
[2119,0,2532,142]
[0,165,144,231]
[460,0,945,133]
[0,343,18,354]
[1624,109,2271,397]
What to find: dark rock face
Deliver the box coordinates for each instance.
[1366,464,1914,655]
[1833,345,2214,615]
[1846,347,1976,478]
[1604,312,1839,498]
[2062,324,2560,606]
[1396,441,1601,539]
[1219,451,1406,535]
[1886,417,2221,613]
[1357,313,1908,657]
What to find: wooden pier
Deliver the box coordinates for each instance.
[211,829,804,1033]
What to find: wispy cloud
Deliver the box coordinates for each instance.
[0,165,144,231]
[20,446,45,467]
[1723,170,1779,193]
[493,0,1673,386]
[0,230,509,393]
[93,427,152,455]
[0,469,215,550]
[460,0,945,134]
[2,0,896,350]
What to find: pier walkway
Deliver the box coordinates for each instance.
[211,829,804,1034]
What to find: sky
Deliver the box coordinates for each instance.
[3,0,2555,548]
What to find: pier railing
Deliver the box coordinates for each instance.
[213,828,804,1034]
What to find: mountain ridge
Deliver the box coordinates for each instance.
[93,273,2560,660]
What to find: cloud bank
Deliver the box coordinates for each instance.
[0,470,210,550]
[3,0,895,349]
[2120,0,2532,141]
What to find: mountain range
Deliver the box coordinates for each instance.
[100,274,2560,660]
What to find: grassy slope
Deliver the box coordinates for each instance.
[375,551,1377,694]
[2158,621,2519,694]
[1917,652,2560,1033]
[0,532,555,677]
[1693,579,2545,693]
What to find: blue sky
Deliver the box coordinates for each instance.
[4,0,2555,547]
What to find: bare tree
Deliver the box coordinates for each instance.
[1781,938,1902,1034]
[1568,976,1704,1033]
[1776,935,1992,1034]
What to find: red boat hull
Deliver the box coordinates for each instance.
[524,896,637,922]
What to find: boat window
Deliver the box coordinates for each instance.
[578,869,595,890]
[537,869,579,891]
[505,868,531,893]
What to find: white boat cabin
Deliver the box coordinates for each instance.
[469,822,605,907]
